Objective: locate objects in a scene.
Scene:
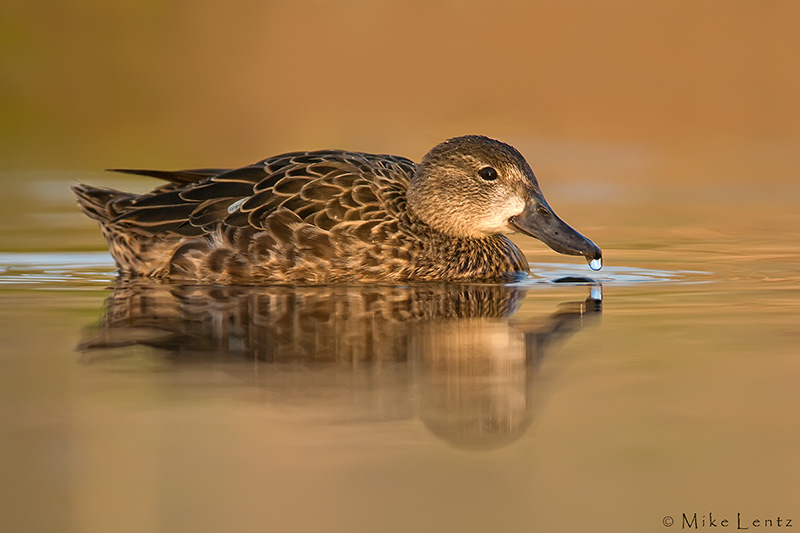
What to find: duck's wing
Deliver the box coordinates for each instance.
[108,151,416,240]
[108,168,230,185]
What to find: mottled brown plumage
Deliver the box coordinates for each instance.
[72,135,601,283]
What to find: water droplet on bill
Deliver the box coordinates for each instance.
[588,257,603,271]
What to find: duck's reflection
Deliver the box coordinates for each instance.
[79,280,602,449]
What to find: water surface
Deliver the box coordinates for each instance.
[1,176,798,533]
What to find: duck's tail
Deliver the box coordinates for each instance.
[71,184,133,224]
[72,184,174,276]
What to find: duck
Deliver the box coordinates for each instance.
[72,135,602,283]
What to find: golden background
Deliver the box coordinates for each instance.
[2,4,800,532]
[3,0,798,187]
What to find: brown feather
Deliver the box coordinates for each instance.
[72,139,544,282]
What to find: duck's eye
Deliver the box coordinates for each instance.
[479,167,498,181]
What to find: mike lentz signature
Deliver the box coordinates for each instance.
[662,513,793,529]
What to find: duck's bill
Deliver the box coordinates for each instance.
[509,200,602,269]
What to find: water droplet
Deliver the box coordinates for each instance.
[588,257,603,271]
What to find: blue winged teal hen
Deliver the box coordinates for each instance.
[72,135,602,283]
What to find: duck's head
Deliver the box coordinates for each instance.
[407,135,602,269]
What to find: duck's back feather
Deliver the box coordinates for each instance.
[107,168,229,185]
[77,150,438,282]
[106,151,415,238]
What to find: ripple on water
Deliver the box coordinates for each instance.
[0,252,116,286]
[526,262,711,286]
[0,252,710,287]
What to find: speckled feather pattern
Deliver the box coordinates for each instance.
[77,135,597,283]
[73,147,530,283]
